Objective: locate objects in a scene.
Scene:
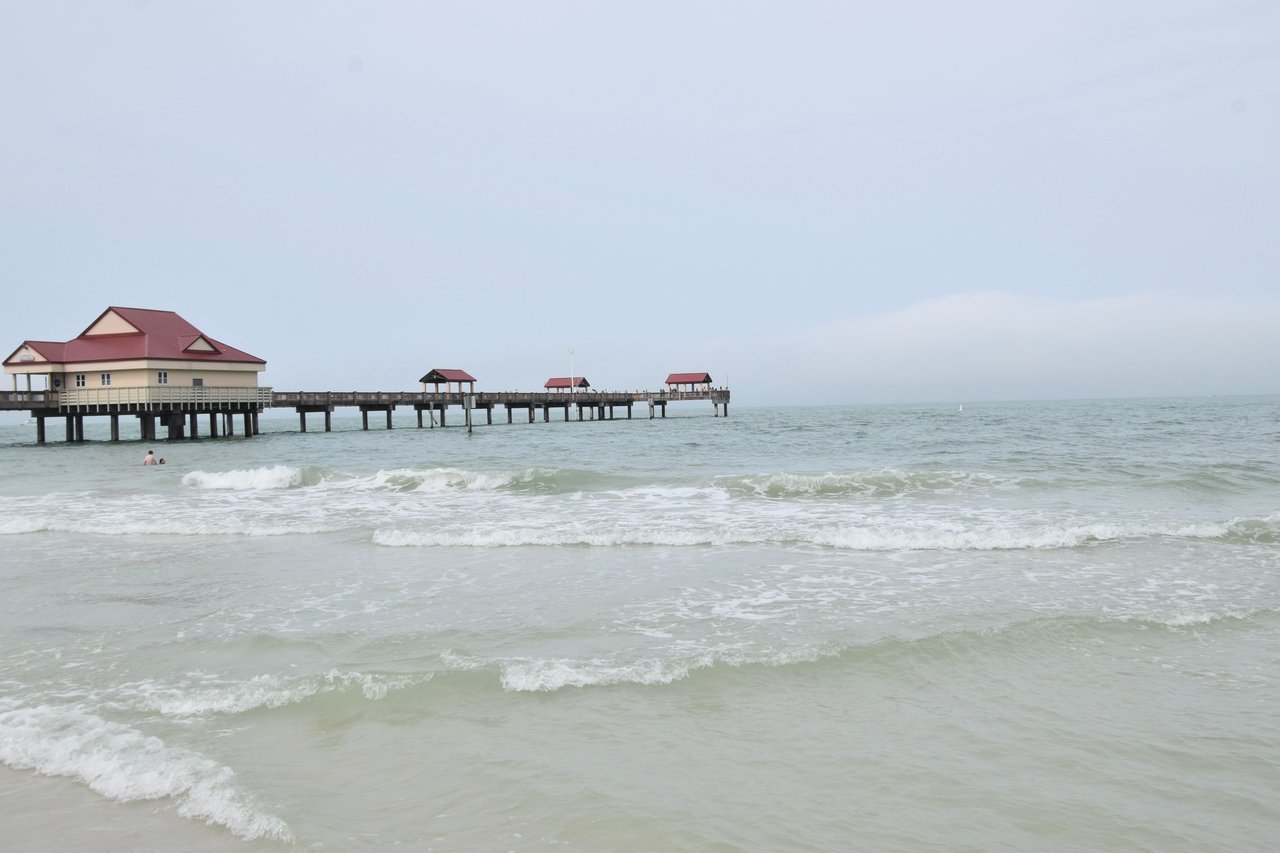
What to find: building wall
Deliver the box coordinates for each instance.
[54,362,262,390]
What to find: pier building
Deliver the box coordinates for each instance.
[3,307,269,442]
[3,308,730,442]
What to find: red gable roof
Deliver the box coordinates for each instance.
[544,376,590,389]
[420,369,476,383]
[4,307,265,366]
[666,372,713,385]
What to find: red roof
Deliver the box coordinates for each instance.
[420,369,476,383]
[544,376,590,389]
[4,307,265,366]
[666,372,713,385]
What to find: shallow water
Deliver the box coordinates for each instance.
[2,397,1278,850]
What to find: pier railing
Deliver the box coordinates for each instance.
[0,390,56,410]
[56,386,275,410]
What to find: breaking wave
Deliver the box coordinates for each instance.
[374,517,1254,550]
[0,705,293,842]
[482,610,1278,693]
[182,465,318,490]
[116,669,431,717]
[720,469,1025,498]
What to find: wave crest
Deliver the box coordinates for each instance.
[0,705,293,842]
[119,669,431,717]
[182,465,310,490]
[723,469,1021,498]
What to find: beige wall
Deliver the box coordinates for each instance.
[84,311,139,336]
[54,364,261,389]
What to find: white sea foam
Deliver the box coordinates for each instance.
[500,655,716,692]
[120,670,429,717]
[372,518,1238,550]
[814,520,1236,551]
[0,705,293,842]
[0,516,47,535]
[182,465,305,491]
[372,526,764,548]
[729,469,1021,497]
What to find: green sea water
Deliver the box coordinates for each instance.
[1,396,1278,850]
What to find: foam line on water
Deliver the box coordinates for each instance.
[0,705,293,842]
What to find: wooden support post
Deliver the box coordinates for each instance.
[465,399,472,434]
[507,407,513,424]
[543,405,549,423]
[649,400,655,419]
[110,415,120,441]
[362,410,369,430]
[416,408,423,428]
[324,410,332,431]
[486,407,492,426]
[564,404,570,422]
[385,409,393,430]
[189,412,199,438]
[627,402,633,419]
[577,404,583,421]
[36,416,46,444]
[300,411,308,432]
[209,412,219,437]
[242,411,252,437]
[65,416,74,443]
[252,412,260,435]
[440,407,446,427]
[224,413,234,436]
[75,416,85,442]
[527,405,534,423]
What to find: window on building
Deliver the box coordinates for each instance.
[192,378,204,387]
[75,374,86,388]
[157,371,168,385]
[100,373,112,387]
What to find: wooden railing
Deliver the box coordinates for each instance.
[56,386,275,409]
[0,390,56,410]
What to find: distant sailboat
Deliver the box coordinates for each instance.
[958,404,964,413]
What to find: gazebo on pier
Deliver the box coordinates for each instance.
[665,372,713,394]
[544,376,590,392]
[420,369,476,394]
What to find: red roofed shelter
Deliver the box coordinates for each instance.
[420,369,476,394]
[665,372,713,394]
[4,306,266,396]
[544,376,590,392]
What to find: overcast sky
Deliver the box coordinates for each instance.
[2,1,1277,406]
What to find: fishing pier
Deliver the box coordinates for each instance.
[0,386,730,443]
[2,307,729,444]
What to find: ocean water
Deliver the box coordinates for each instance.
[1,396,1278,851]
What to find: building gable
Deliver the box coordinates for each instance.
[183,336,219,353]
[83,309,141,337]
[4,342,55,365]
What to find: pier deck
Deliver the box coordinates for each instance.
[1,387,730,443]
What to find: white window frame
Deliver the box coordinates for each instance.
[100,373,112,387]
[157,370,168,385]
[75,374,86,388]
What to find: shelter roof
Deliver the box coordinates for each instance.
[666,372,713,385]
[420,369,476,383]
[4,307,265,366]
[544,376,590,389]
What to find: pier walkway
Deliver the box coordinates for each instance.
[0,387,730,443]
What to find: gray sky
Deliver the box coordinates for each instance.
[3,1,1277,406]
